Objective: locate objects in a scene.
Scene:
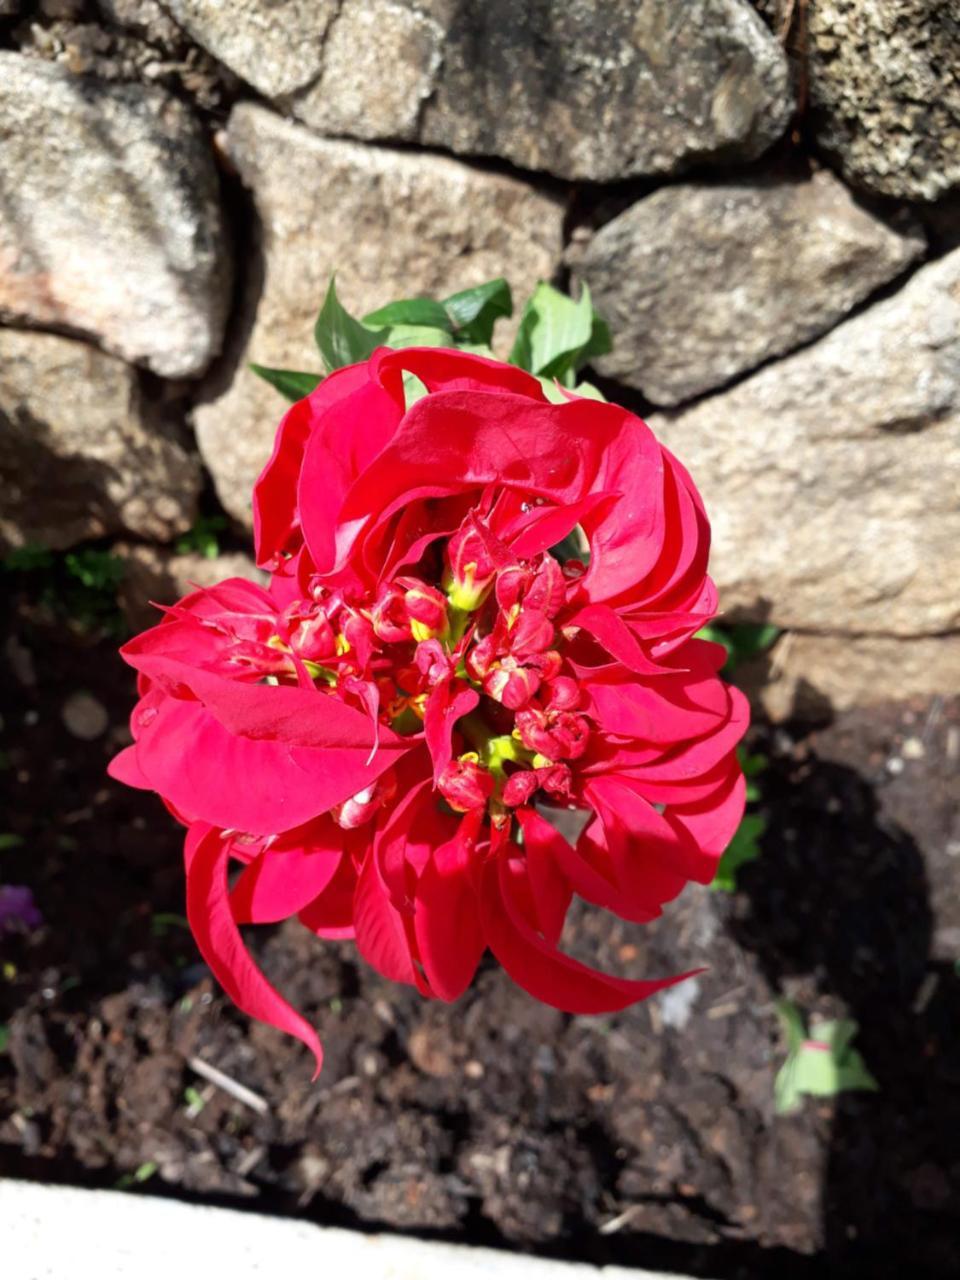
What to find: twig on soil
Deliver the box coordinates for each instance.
[187,1056,270,1116]
[599,1204,644,1235]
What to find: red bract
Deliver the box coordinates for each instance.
[109,347,747,1077]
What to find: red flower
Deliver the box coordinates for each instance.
[110,347,747,1077]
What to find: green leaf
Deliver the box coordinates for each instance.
[711,813,766,892]
[64,549,125,592]
[0,1025,8,1055]
[314,277,386,372]
[381,324,457,351]
[550,527,590,566]
[363,298,454,331]
[695,621,780,676]
[249,364,323,402]
[727,622,782,664]
[571,380,607,402]
[442,278,513,345]
[456,342,497,360]
[0,833,25,851]
[774,1003,879,1115]
[510,281,611,385]
[696,623,735,666]
[175,515,227,560]
[402,372,430,410]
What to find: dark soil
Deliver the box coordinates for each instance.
[2,603,959,1279]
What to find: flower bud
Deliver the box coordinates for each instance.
[515,708,590,760]
[415,638,453,686]
[483,657,541,710]
[446,522,498,611]
[371,582,412,643]
[398,576,448,641]
[537,762,574,802]
[465,631,498,680]
[496,554,565,618]
[438,754,495,812]
[283,603,335,662]
[506,606,555,657]
[501,768,539,807]
[543,676,581,712]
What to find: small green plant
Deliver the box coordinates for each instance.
[175,515,228,560]
[251,275,611,406]
[2,544,126,637]
[183,1085,206,1115]
[698,621,781,893]
[774,1000,879,1115]
[0,1025,9,1055]
[697,620,781,678]
[0,834,25,851]
[114,1160,158,1190]
[711,748,769,892]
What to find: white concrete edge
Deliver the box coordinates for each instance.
[0,1178,704,1280]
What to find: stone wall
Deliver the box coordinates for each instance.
[1,0,958,718]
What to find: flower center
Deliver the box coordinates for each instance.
[260,509,591,826]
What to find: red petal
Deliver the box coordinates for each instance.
[298,851,358,939]
[515,808,573,945]
[330,393,638,580]
[423,681,479,784]
[231,841,342,924]
[373,345,547,400]
[568,603,670,677]
[131,695,407,834]
[184,824,323,1078]
[298,375,405,574]
[481,856,695,1015]
[353,849,418,986]
[107,743,153,790]
[414,811,485,1001]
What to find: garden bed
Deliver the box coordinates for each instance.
[2,604,958,1279]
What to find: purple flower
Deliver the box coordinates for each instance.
[0,885,42,934]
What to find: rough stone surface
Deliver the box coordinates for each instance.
[194,104,564,525]
[416,0,793,180]
[113,543,265,631]
[0,52,230,378]
[576,171,925,404]
[806,0,960,201]
[160,0,792,182]
[0,328,200,551]
[291,0,443,141]
[740,632,960,721]
[162,0,337,98]
[650,250,960,637]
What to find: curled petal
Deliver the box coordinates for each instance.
[480,855,696,1015]
[184,824,323,1078]
[424,682,480,784]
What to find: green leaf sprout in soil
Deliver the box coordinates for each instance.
[774,1000,879,1115]
[114,1160,158,1191]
